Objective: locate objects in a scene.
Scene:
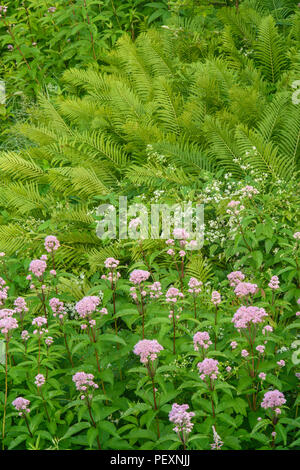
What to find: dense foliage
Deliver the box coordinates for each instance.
[0,0,299,451]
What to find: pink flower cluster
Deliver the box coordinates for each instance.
[227,271,245,287]
[29,259,47,278]
[75,296,100,318]
[104,257,119,269]
[44,235,60,253]
[149,281,163,299]
[0,316,18,334]
[45,336,53,346]
[101,271,121,283]
[197,358,219,381]
[261,390,286,411]
[211,291,221,305]
[227,200,244,216]
[188,277,202,294]
[32,316,48,335]
[268,276,280,290]
[234,282,257,297]
[169,403,195,435]
[193,332,212,351]
[232,306,268,329]
[49,297,66,319]
[35,374,46,387]
[32,316,47,328]
[133,339,163,364]
[14,297,28,314]
[21,330,30,341]
[72,372,98,398]
[12,397,30,415]
[0,309,13,319]
[129,218,141,229]
[241,185,259,198]
[173,228,189,240]
[262,325,273,335]
[0,277,9,306]
[166,287,184,303]
[129,270,150,285]
[293,232,300,240]
[256,345,265,355]
[211,425,223,450]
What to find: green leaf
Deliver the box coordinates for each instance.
[61,422,91,440]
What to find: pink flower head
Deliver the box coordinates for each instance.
[173,228,189,240]
[12,397,30,415]
[241,185,259,198]
[211,291,221,305]
[14,297,28,314]
[133,339,163,364]
[256,345,265,355]
[72,371,98,395]
[149,281,163,299]
[188,277,202,294]
[241,349,249,358]
[32,316,47,328]
[45,336,53,346]
[261,390,286,410]
[21,330,29,341]
[234,282,258,297]
[129,218,141,229]
[0,309,13,319]
[75,296,100,318]
[268,276,280,290]
[35,374,45,387]
[169,403,195,435]
[44,235,60,253]
[232,306,268,329]
[166,287,184,303]
[211,425,223,450]
[230,341,238,349]
[193,331,212,351]
[29,259,47,277]
[0,278,9,305]
[104,257,119,269]
[227,271,245,287]
[277,360,285,367]
[197,358,219,381]
[226,201,245,215]
[165,239,174,246]
[259,372,266,381]
[129,269,150,285]
[0,316,18,334]
[293,232,300,240]
[167,249,175,256]
[49,297,66,318]
[262,325,273,335]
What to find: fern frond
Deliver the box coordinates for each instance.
[255,15,288,83]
